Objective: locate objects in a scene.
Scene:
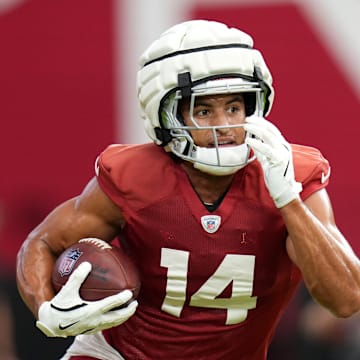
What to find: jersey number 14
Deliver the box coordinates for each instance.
[160,248,257,325]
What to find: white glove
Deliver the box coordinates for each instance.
[244,116,302,208]
[36,261,138,338]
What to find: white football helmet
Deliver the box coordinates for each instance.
[137,20,274,175]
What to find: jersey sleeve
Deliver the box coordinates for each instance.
[95,144,132,210]
[292,144,331,201]
[95,143,178,214]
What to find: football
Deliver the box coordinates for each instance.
[52,238,141,301]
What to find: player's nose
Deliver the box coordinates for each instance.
[214,113,232,133]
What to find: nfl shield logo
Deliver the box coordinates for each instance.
[201,215,221,234]
[58,248,83,277]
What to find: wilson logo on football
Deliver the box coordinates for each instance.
[58,248,83,277]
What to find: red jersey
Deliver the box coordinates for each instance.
[96,143,329,360]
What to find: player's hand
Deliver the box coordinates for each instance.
[36,262,138,338]
[244,116,302,208]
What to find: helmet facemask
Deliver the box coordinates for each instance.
[160,76,266,175]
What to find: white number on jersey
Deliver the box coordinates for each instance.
[160,248,257,325]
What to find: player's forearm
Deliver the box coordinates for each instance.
[282,199,360,317]
[16,236,56,318]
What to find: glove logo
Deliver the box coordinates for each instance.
[58,248,83,276]
[58,320,79,331]
[201,215,221,234]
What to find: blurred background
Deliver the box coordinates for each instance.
[1,0,360,358]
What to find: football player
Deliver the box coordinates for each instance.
[16,20,360,360]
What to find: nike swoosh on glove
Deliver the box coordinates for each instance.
[36,261,138,337]
[244,116,302,208]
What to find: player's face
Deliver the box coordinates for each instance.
[179,94,247,148]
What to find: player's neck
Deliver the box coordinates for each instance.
[180,161,235,205]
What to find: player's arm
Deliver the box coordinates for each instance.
[244,116,360,317]
[284,190,360,317]
[16,177,137,337]
[16,177,121,315]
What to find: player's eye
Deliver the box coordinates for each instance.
[230,103,247,116]
[227,105,242,113]
[194,108,210,117]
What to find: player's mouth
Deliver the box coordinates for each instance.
[208,139,236,147]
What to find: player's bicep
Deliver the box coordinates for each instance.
[74,177,125,237]
[28,177,124,255]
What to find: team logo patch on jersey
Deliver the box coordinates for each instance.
[58,248,83,277]
[201,215,221,234]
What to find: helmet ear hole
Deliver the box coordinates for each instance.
[244,93,256,116]
[176,97,189,126]
[176,111,186,126]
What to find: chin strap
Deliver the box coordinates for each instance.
[166,135,254,176]
[193,161,243,176]
[192,143,253,176]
